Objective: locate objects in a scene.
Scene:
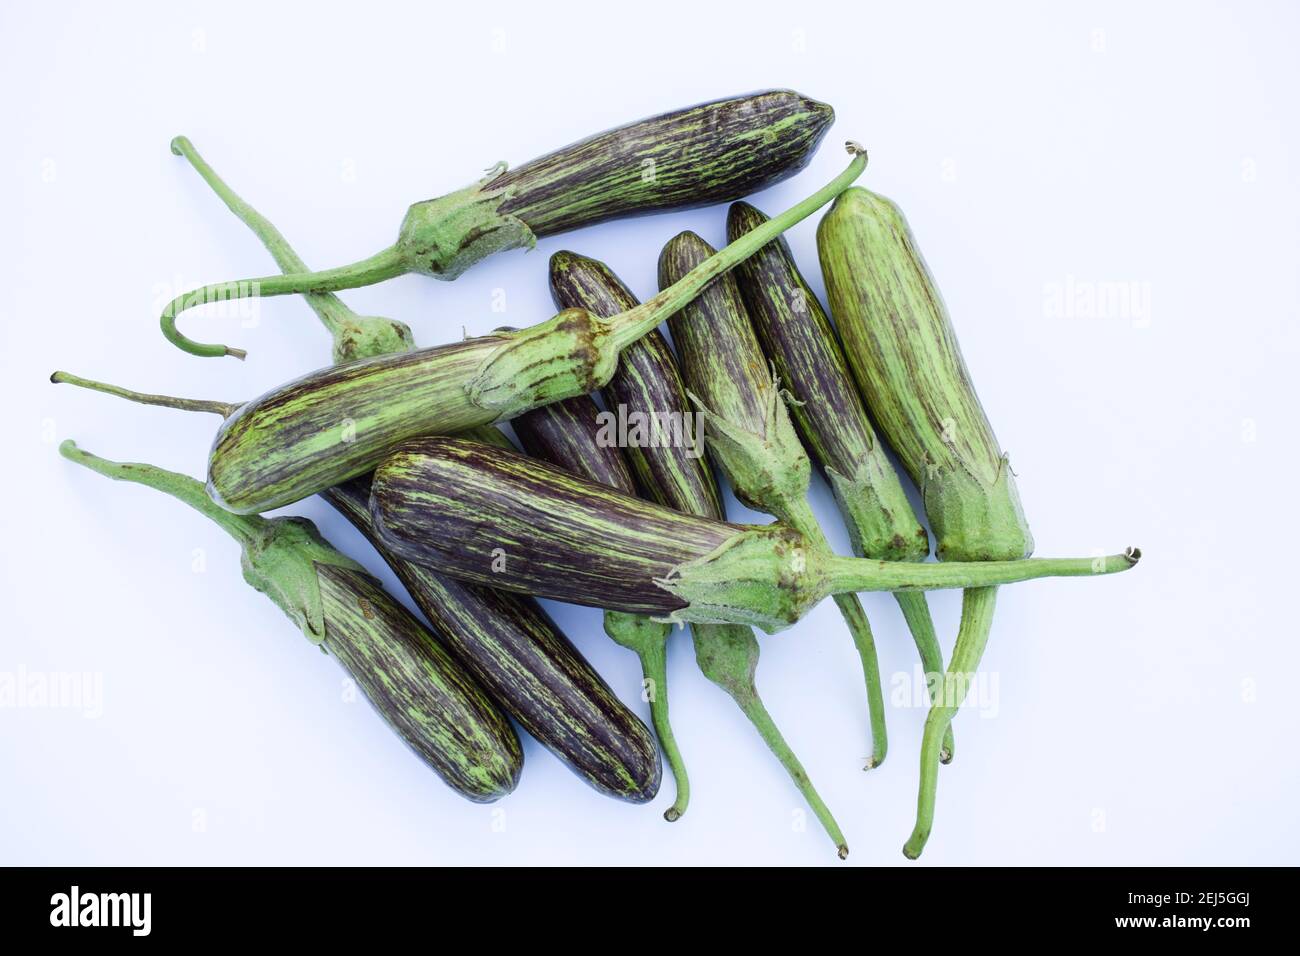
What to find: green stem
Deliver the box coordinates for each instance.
[893,591,955,764]
[609,144,868,352]
[692,623,848,858]
[830,592,887,770]
[58,440,262,547]
[737,691,849,859]
[160,246,405,360]
[636,640,690,822]
[51,371,238,418]
[903,586,997,860]
[777,494,885,768]
[171,135,360,340]
[823,549,1142,593]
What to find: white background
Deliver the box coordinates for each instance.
[2,0,1297,866]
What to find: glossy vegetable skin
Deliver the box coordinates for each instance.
[368,436,1140,630]
[324,477,661,802]
[58,440,521,802]
[162,90,836,358]
[202,149,870,513]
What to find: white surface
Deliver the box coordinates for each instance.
[2,0,1297,866]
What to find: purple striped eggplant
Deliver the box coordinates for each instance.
[162,90,836,358]
[658,229,888,768]
[198,148,870,514]
[726,199,954,764]
[166,141,662,802]
[324,476,661,802]
[367,436,1140,632]
[514,396,688,821]
[58,440,521,802]
[550,250,850,857]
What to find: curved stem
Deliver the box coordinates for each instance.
[893,591,955,763]
[609,144,868,352]
[171,136,365,341]
[59,440,261,547]
[737,691,849,859]
[51,371,237,418]
[829,592,886,770]
[823,549,1142,593]
[160,246,405,359]
[637,640,689,822]
[779,494,886,769]
[903,586,998,860]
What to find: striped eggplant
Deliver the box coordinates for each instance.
[200,147,869,514]
[324,476,661,802]
[817,187,1068,858]
[58,440,522,802]
[548,252,720,519]
[726,199,954,764]
[550,250,850,857]
[161,90,835,358]
[58,147,664,801]
[52,367,661,803]
[514,396,688,821]
[658,230,888,768]
[368,436,1140,632]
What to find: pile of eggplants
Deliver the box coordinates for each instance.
[54,90,1140,859]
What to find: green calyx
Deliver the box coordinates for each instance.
[921,458,1034,562]
[602,610,672,654]
[825,458,931,562]
[395,170,537,281]
[686,373,811,515]
[239,516,369,645]
[332,315,417,365]
[656,525,825,633]
[468,308,618,419]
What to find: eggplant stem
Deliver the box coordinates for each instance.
[636,640,689,822]
[893,591,956,763]
[903,586,998,859]
[778,494,887,769]
[51,371,238,418]
[170,135,364,342]
[159,245,404,360]
[824,549,1142,593]
[59,440,260,547]
[734,685,849,858]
